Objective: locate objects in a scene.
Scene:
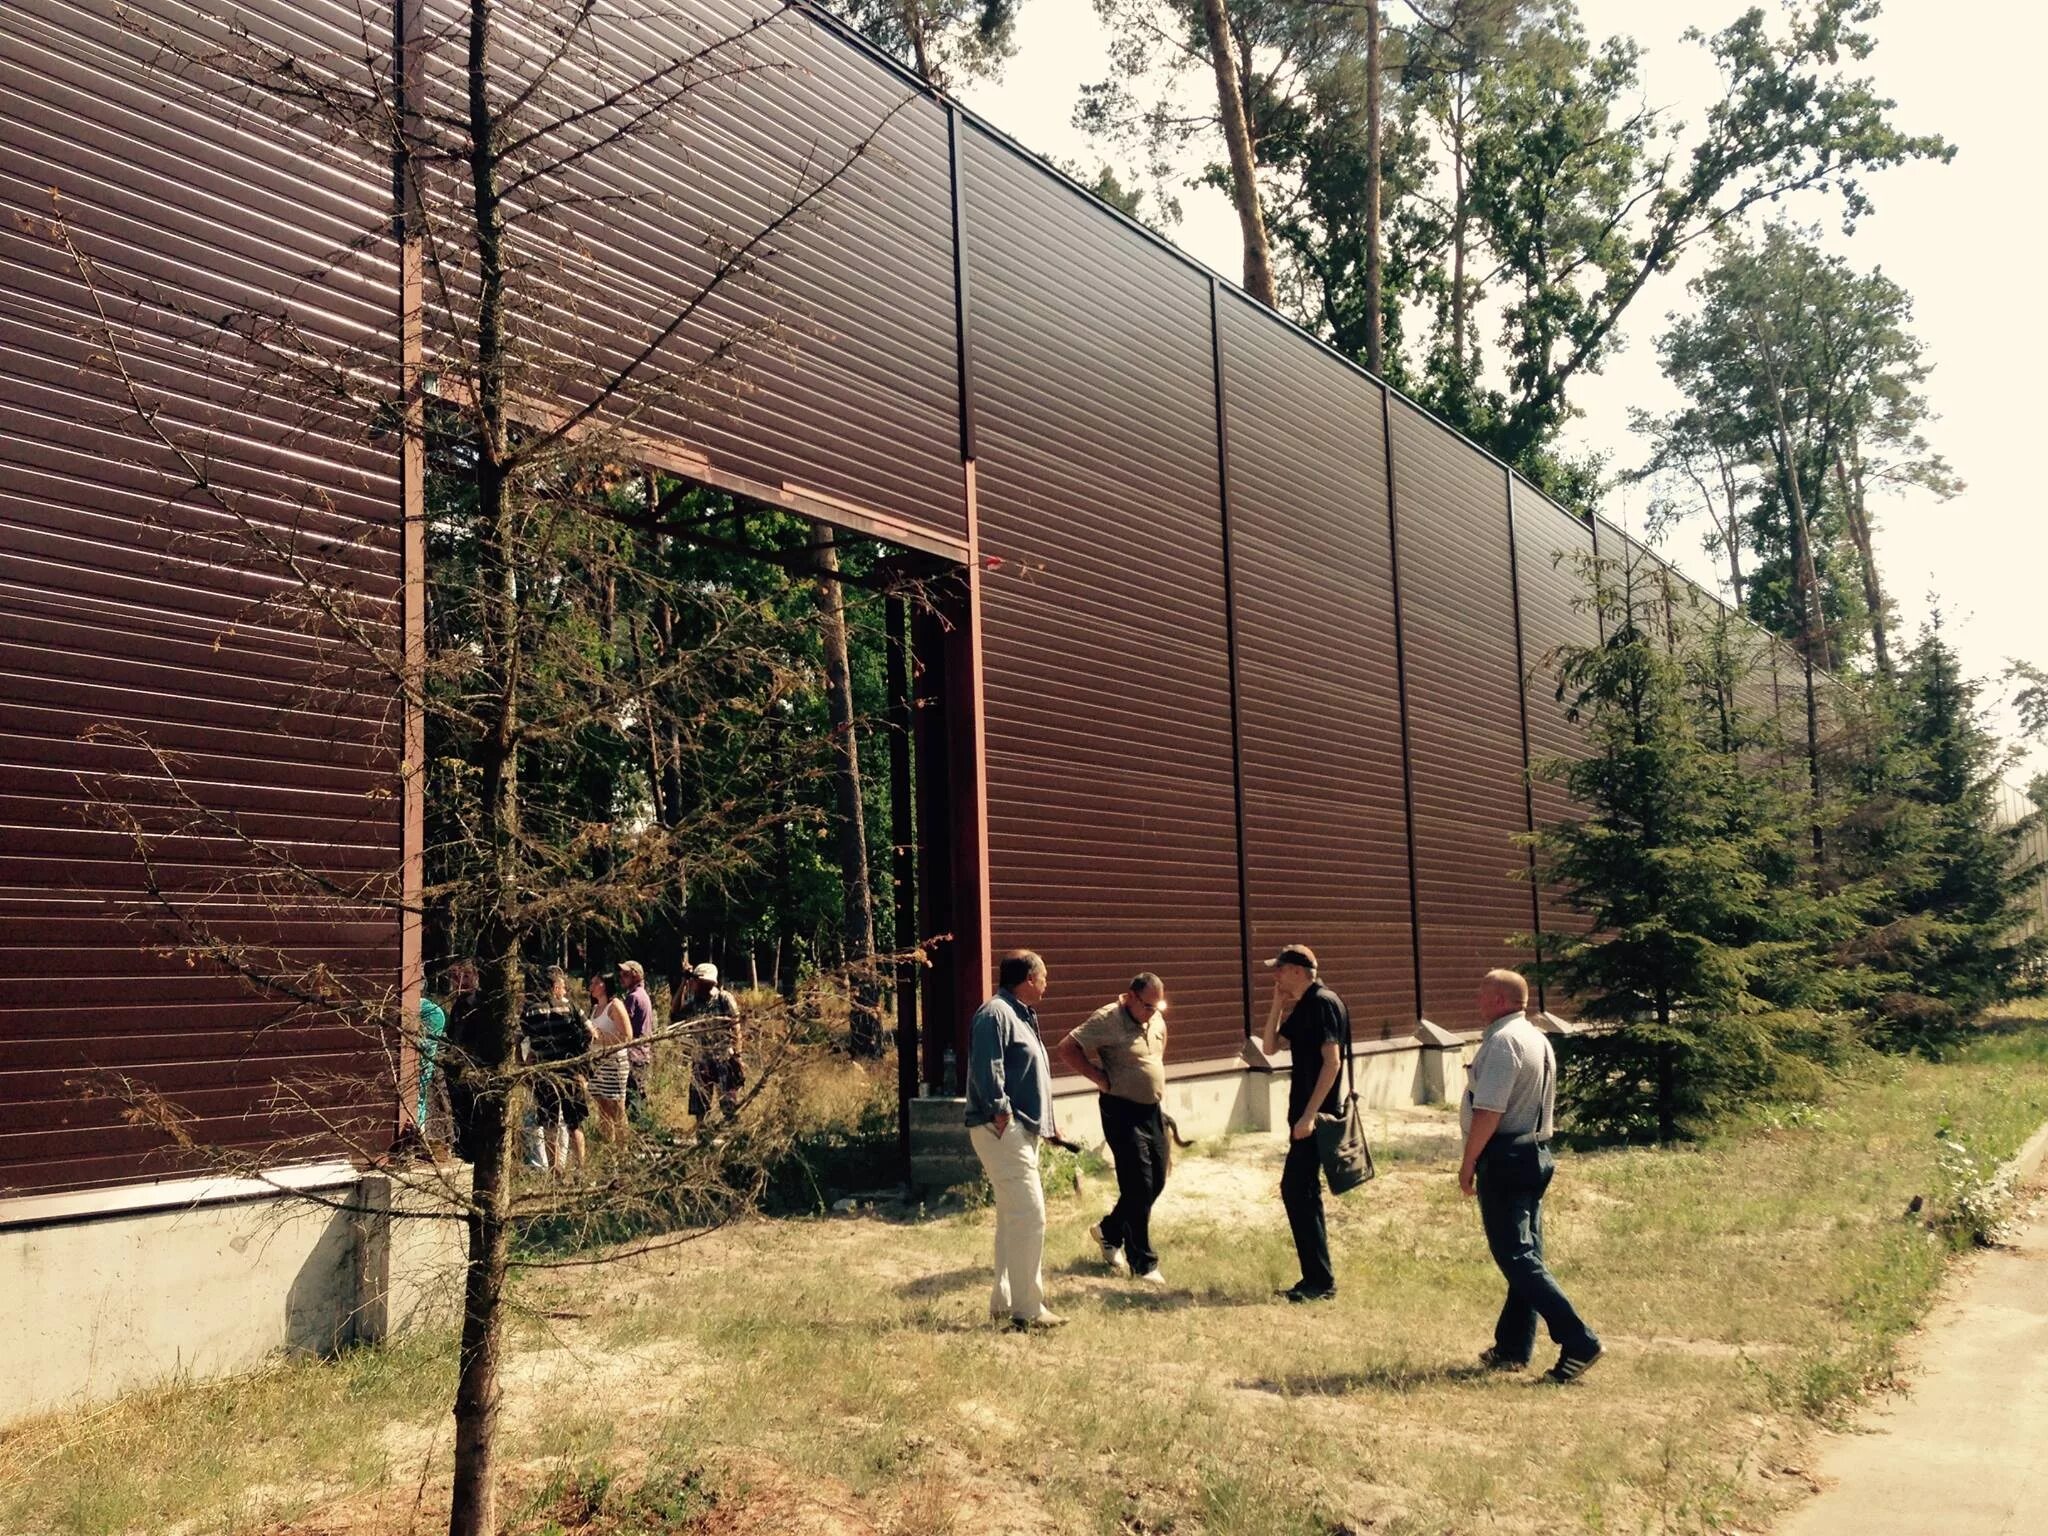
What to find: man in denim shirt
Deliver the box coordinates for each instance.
[965,949,1065,1330]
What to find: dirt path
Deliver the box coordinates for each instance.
[1779,1139,2048,1536]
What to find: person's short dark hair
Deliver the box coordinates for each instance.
[1129,971,1164,997]
[998,950,1045,991]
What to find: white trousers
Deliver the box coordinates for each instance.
[970,1121,1045,1322]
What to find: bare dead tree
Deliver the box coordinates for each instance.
[22,3,925,1532]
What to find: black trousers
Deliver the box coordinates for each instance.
[1281,1134,1334,1293]
[1097,1095,1168,1272]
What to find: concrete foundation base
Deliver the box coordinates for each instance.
[0,1161,469,1429]
[911,1028,1477,1191]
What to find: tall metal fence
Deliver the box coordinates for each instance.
[1,0,2033,1196]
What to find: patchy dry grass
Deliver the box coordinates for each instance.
[5,1017,2047,1536]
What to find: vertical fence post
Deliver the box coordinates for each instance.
[1207,279,1256,1038]
[1380,393,1428,1027]
[1503,471,1545,1013]
[944,105,989,1077]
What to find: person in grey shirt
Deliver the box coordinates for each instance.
[1457,969,1602,1383]
[965,950,1064,1331]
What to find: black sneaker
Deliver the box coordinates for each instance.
[1278,1285,1337,1304]
[1545,1343,1603,1384]
[1477,1346,1528,1372]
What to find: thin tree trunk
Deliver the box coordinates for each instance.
[1750,315,1828,867]
[769,705,796,1002]
[1199,0,1276,307]
[1714,453,1746,610]
[1750,314,1831,672]
[1364,0,1385,374]
[1833,445,1891,678]
[1656,1006,1676,1143]
[815,528,881,1052]
[640,476,689,1002]
[451,7,517,1529]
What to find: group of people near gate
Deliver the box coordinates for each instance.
[965,943,1603,1386]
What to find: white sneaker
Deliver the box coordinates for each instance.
[1136,1267,1166,1285]
[1089,1222,1131,1275]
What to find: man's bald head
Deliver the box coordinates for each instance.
[1479,969,1529,1021]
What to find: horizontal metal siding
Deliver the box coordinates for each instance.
[419,0,967,549]
[0,0,400,1194]
[1219,292,1415,1039]
[1511,484,1598,958]
[1388,401,1532,1025]
[961,126,1245,1060]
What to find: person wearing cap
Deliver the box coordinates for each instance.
[1258,943,1348,1302]
[1459,968,1602,1383]
[1058,971,1170,1284]
[965,950,1064,1331]
[616,959,656,1121]
[678,962,744,1122]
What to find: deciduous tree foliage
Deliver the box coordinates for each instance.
[1059,0,1947,500]
[1644,223,1956,677]
[834,0,1020,89]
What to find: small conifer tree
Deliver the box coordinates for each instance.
[1531,561,1844,1140]
[1870,626,2045,1044]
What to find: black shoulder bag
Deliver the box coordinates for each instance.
[1314,1001,1376,1194]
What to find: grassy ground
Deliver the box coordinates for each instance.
[4,1012,2047,1536]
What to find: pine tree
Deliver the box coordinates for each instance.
[1857,626,2047,1047]
[1531,562,1843,1141]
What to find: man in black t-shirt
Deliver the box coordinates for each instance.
[1257,943,1348,1301]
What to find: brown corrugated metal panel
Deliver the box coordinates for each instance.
[1388,400,1532,1025]
[415,0,967,553]
[0,0,400,1195]
[960,125,1246,1060]
[1509,482,1598,959]
[1218,291,1415,1039]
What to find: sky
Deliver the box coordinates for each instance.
[949,0,2045,776]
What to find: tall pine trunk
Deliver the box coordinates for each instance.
[1363,0,1385,374]
[1751,314,1828,866]
[1833,445,1891,678]
[815,528,882,1054]
[1200,0,1276,307]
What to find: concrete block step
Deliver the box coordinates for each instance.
[911,1156,983,1190]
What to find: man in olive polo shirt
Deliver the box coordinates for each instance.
[1058,972,1170,1283]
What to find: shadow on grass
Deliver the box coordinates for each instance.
[1235,1360,1507,1394]
[896,1265,984,1300]
[1094,1286,1275,1313]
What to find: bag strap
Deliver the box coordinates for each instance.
[1341,994,1356,1106]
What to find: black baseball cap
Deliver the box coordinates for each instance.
[1262,944,1318,972]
